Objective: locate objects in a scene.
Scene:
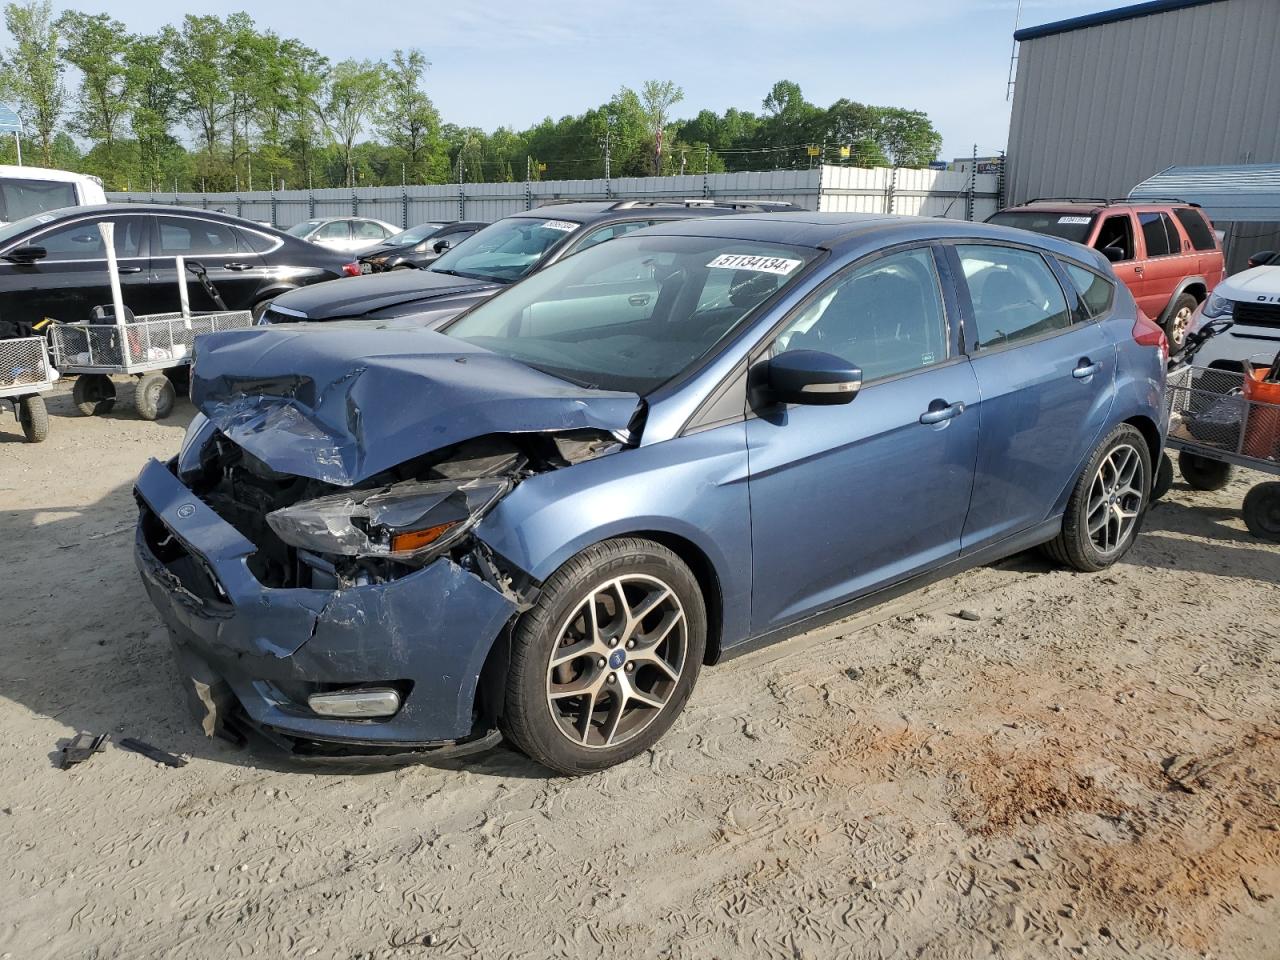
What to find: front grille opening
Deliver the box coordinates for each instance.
[1235,302,1280,329]
[140,504,227,603]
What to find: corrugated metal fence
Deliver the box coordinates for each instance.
[107,166,1000,229]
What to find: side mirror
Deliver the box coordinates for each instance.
[433,238,452,254]
[5,244,47,264]
[1102,246,1126,263]
[763,350,862,406]
[1247,250,1278,268]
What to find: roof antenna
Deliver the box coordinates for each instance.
[1006,0,1023,101]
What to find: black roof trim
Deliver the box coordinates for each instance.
[1014,0,1222,42]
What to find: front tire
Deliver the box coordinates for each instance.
[134,372,176,421]
[18,395,48,442]
[1044,424,1151,572]
[503,538,706,776]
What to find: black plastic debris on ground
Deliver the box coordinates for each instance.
[58,733,109,770]
[118,737,188,768]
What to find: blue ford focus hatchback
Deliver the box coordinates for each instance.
[135,213,1167,774]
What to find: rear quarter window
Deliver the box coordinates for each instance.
[1174,208,1217,252]
[1063,262,1115,317]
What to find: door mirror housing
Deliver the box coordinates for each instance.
[1247,249,1278,268]
[433,238,452,254]
[763,350,862,406]
[5,244,47,264]
[1101,245,1126,263]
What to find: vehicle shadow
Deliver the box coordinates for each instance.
[0,467,549,780]
[1129,488,1280,585]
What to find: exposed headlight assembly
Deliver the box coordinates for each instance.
[1201,292,1234,319]
[265,477,510,564]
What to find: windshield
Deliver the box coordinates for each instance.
[430,216,579,283]
[388,223,445,245]
[286,220,322,237]
[987,210,1096,243]
[445,234,818,393]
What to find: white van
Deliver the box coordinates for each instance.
[0,165,107,224]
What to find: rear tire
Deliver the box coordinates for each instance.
[1242,482,1280,542]
[72,374,115,416]
[502,538,706,776]
[1151,452,1174,501]
[135,372,176,421]
[18,395,48,442]
[1178,450,1232,491]
[1163,293,1198,352]
[1043,423,1151,572]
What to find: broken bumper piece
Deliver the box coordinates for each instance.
[133,457,519,757]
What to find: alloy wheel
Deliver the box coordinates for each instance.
[1170,304,1194,347]
[1087,443,1145,555]
[545,574,687,749]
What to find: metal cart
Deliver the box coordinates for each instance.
[1165,363,1280,541]
[48,309,253,420]
[0,335,58,442]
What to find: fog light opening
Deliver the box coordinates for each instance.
[307,687,402,719]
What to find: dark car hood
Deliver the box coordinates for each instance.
[190,327,640,486]
[268,268,500,321]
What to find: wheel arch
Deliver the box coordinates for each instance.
[1124,413,1163,470]
[1159,277,1207,323]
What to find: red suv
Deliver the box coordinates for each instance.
[988,199,1224,349]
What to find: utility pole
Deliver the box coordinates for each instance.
[248,154,253,192]
[704,144,710,174]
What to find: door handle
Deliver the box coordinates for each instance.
[223,262,251,271]
[628,294,651,306]
[1133,265,1144,275]
[919,400,965,425]
[117,265,143,274]
[1073,359,1101,379]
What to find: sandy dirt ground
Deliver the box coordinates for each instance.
[2,380,1278,960]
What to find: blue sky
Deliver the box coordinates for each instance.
[13,0,1119,161]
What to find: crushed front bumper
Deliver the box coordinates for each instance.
[133,458,519,755]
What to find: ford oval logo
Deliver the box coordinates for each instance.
[608,648,626,670]
[176,503,196,519]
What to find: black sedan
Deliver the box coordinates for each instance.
[0,204,360,335]
[358,221,487,273]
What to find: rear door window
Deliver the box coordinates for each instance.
[1174,208,1216,251]
[354,220,391,240]
[156,216,239,257]
[1139,212,1175,258]
[957,245,1071,350]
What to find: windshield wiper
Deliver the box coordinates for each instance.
[431,267,506,283]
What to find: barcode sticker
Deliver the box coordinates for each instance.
[541,220,578,232]
[706,254,802,275]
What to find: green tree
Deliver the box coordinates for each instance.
[638,79,683,175]
[169,15,232,169]
[874,107,942,168]
[318,58,386,187]
[55,10,130,164]
[1,0,65,165]
[377,48,445,183]
[124,29,180,190]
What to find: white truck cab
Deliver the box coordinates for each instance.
[0,165,107,224]
[1188,258,1280,369]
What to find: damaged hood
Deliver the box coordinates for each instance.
[268,268,499,321]
[191,327,641,486]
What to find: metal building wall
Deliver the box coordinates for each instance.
[1005,0,1280,205]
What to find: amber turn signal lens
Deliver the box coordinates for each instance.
[390,521,459,554]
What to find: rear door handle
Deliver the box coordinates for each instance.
[628,294,651,306]
[117,265,143,274]
[224,262,251,271]
[919,400,965,424]
[1133,265,1144,275]
[1073,359,1101,379]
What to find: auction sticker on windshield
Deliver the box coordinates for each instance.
[706,253,802,275]
[541,220,578,232]
[1057,216,1092,225]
